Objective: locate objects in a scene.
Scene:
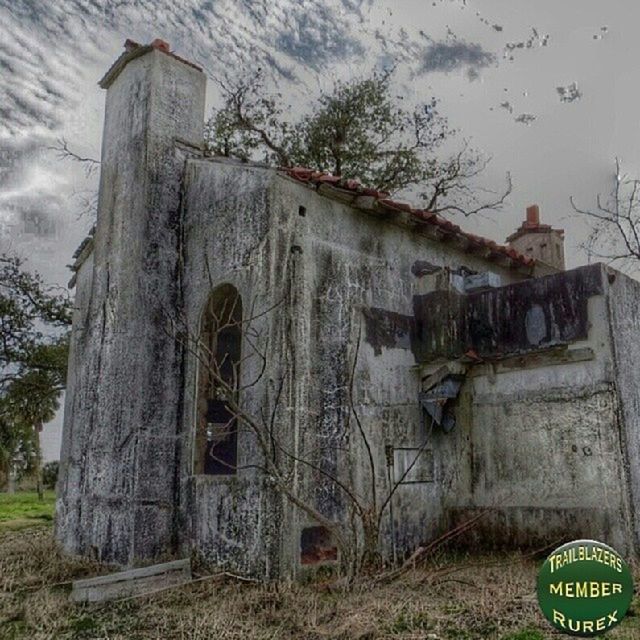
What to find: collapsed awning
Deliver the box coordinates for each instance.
[419,376,464,433]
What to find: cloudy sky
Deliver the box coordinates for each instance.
[0,0,636,458]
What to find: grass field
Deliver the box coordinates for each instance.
[0,491,55,531]
[0,495,639,639]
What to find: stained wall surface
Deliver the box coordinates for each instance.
[434,266,635,553]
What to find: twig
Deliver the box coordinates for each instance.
[422,536,566,585]
[375,513,486,584]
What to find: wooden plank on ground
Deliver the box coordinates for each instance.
[71,558,191,603]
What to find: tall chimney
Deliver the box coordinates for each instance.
[57,40,206,566]
[507,204,565,272]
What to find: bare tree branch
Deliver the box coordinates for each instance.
[48,137,100,178]
[166,286,463,579]
[571,158,640,272]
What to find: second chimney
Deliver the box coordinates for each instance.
[507,204,565,272]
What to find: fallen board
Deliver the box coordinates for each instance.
[71,558,192,603]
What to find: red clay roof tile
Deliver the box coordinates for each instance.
[280,167,534,269]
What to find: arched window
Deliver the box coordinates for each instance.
[195,284,242,475]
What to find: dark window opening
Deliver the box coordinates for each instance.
[196,284,242,476]
[298,205,306,217]
[300,526,338,565]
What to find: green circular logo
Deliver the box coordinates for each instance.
[537,539,634,637]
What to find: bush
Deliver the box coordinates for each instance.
[42,461,59,490]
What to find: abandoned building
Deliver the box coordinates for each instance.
[57,40,640,578]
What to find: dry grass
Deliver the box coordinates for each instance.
[1,527,639,639]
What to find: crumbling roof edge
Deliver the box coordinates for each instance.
[278,167,535,273]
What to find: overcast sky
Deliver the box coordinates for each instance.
[1,0,635,459]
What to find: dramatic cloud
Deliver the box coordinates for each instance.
[0,137,68,243]
[0,0,376,139]
[418,39,495,79]
[0,15,86,136]
[0,0,628,293]
[275,5,365,66]
[0,0,386,273]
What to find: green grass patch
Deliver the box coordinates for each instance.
[0,491,55,530]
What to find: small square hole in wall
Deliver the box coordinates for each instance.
[300,526,338,565]
[298,205,306,217]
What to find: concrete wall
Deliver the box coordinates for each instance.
[59,43,640,576]
[176,159,293,578]
[278,177,526,566]
[607,269,640,552]
[174,163,530,576]
[509,230,565,272]
[443,266,635,554]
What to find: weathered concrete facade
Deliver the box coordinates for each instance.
[58,41,640,578]
[57,42,205,565]
[434,265,639,555]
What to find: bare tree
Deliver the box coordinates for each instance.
[571,158,640,273]
[421,141,512,217]
[167,269,476,583]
